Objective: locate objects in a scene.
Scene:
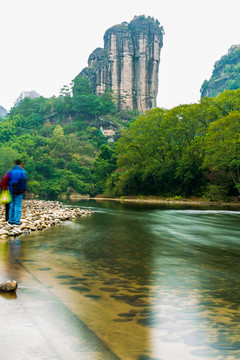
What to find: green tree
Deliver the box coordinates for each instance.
[203,111,240,193]
[53,124,64,140]
[93,144,117,194]
[72,77,115,119]
[113,108,168,195]
[0,147,19,177]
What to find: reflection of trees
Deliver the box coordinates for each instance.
[78,209,155,285]
[0,237,23,281]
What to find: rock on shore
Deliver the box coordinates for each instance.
[0,200,93,238]
[0,280,18,292]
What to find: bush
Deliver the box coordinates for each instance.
[203,184,228,201]
[27,180,41,194]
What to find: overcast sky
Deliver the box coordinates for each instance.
[1,0,240,111]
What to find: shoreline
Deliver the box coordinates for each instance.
[0,199,92,238]
[92,196,240,208]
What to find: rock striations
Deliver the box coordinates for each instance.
[78,15,164,113]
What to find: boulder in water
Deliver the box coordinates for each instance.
[0,280,18,292]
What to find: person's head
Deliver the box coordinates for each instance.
[15,159,23,166]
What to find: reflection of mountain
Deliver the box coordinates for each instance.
[0,105,7,117]
[14,90,41,106]
[201,44,240,98]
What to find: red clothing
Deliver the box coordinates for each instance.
[0,173,10,189]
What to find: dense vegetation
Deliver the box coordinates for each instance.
[0,77,137,198]
[201,45,240,98]
[1,77,240,201]
[106,89,240,201]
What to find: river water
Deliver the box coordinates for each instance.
[0,200,240,360]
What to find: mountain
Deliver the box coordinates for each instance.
[0,105,7,117]
[201,44,240,98]
[14,90,41,106]
[77,15,164,113]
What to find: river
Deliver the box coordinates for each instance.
[0,200,239,360]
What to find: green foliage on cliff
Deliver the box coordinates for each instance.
[203,111,240,190]
[201,45,240,98]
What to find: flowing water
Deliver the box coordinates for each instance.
[0,200,240,360]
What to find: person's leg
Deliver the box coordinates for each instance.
[8,194,15,224]
[14,194,23,225]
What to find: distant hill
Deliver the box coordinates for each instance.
[14,90,41,106]
[0,105,7,117]
[201,44,240,98]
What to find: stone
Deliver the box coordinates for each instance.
[77,15,164,113]
[0,199,93,238]
[0,280,18,292]
[0,230,10,236]
[0,234,9,239]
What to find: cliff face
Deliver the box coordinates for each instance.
[78,16,164,113]
[201,45,240,98]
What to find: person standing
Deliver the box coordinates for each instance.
[0,172,10,221]
[8,160,27,226]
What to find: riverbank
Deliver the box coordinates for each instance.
[93,195,240,208]
[0,200,92,238]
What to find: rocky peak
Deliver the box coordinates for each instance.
[88,48,107,67]
[77,15,164,113]
[14,90,41,106]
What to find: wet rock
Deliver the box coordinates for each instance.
[0,280,18,292]
[0,229,10,236]
[0,234,9,239]
[0,200,93,238]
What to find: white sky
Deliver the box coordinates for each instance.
[1,0,240,111]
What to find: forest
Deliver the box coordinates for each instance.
[1,77,240,201]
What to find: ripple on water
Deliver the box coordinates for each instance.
[99,287,119,293]
[117,311,138,318]
[84,294,101,300]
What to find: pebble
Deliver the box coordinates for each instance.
[0,200,93,238]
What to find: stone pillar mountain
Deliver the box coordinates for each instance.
[77,15,164,113]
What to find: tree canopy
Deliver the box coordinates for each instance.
[106,89,240,199]
[1,80,240,201]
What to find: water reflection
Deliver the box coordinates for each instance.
[0,201,240,360]
[0,236,23,283]
[0,291,17,300]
